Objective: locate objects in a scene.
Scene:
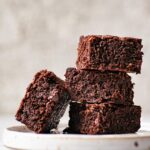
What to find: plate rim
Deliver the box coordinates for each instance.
[3,124,150,150]
[3,124,150,140]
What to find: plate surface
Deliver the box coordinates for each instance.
[3,123,150,150]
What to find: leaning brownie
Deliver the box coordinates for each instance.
[15,70,70,133]
[68,102,141,134]
[65,68,134,105]
[76,35,143,73]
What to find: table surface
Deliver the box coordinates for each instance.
[1,115,150,150]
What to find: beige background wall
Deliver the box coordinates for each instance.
[0,0,150,116]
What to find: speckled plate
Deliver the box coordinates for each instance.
[3,122,150,150]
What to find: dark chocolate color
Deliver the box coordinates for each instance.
[15,70,70,133]
[65,68,134,105]
[76,35,143,73]
[69,102,141,134]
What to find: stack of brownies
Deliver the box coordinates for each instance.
[65,35,143,134]
[15,35,143,134]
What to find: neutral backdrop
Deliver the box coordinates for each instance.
[0,0,150,117]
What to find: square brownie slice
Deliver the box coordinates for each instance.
[15,70,70,133]
[76,35,143,73]
[65,68,134,105]
[68,102,141,134]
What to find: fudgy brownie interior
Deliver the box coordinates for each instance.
[65,68,134,105]
[16,70,70,133]
[77,35,143,73]
[68,102,141,134]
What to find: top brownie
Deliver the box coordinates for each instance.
[76,35,143,73]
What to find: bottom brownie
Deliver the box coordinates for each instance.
[68,102,141,134]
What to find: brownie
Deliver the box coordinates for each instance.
[68,102,141,134]
[76,35,143,73]
[65,68,134,105]
[15,70,70,133]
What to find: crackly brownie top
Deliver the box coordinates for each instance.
[32,70,64,86]
[79,35,142,44]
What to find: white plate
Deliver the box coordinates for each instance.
[3,123,150,150]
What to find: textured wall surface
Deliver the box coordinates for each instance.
[0,0,150,116]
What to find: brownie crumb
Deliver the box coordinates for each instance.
[76,35,143,73]
[65,68,134,105]
[15,70,70,133]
